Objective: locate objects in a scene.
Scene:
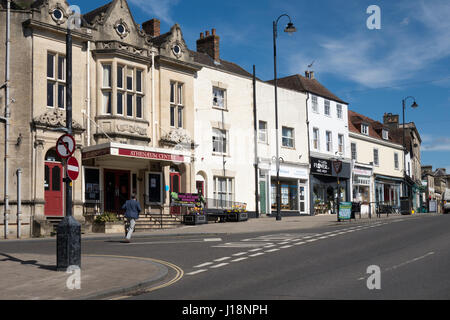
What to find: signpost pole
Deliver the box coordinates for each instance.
[56,27,81,271]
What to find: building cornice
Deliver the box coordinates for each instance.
[22,19,93,41]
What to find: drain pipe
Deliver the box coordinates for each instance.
[86,40,90,146]
[16,168,21,238]
[2,0,11,239]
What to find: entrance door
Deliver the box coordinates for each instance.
[44,162,63,216]
[104,169,130,214]
[259,181,266,214]
[196,181,204,196]
[170,172,181,214]
[299,185,307,214]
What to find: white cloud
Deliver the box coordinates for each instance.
[129,0,180,25]
[289,0,450,88]
[422,136,450,151]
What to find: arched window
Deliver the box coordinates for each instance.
[45,148,62,162]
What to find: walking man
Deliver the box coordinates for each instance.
[123,194,141,243]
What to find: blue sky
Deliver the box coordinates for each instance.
[80,0,450,173]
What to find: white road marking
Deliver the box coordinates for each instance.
[231,257,248,262]
[280,245,293,249]
[264,244,276,248]
[194,262,213,268]
[186,269,208,275]
[214,257,231,262]
[279,241,290,245]
[249,252,265,257]
[249,248,263,252]
[318,236,328,239]
[204,238,222,242]
[294,241,306,245]
[385,252,435,271]
[210,263,229,268]
[306,239,318,242]
[232,252,248,256]
[265,248,280,252]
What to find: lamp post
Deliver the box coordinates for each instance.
[273,14,297,221]
[402,96,418,197]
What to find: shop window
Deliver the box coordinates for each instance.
[84,168,100,202]
[271,181,298,211]
[147,172,162,204]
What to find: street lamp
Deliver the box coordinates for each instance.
[402,96,418,197]
[273,14,297,221]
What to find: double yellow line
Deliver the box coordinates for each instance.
[83,254,184,300]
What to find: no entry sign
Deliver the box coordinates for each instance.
[67,156,79,181]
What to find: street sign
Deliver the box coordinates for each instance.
[56,134,76,159]
[67,156,79,181]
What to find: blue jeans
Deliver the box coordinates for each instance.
[125,218,136,240]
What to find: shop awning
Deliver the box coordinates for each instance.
[374,174,404,183]
[81,142,191,163]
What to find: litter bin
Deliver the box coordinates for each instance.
[400,196,411,215]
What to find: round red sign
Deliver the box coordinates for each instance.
[67,156,79,181]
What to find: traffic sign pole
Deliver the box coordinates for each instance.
[57,27,81,272]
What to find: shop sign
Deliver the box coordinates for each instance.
[117,148,184,162]
[171,192,201,207]
[338,202,352,220]
[311,157,332,175]
[354,167,372,176]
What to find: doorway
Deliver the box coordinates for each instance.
[170,171,181,214]
[104,169,130,214]
[44,161,63,216]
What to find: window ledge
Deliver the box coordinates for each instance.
[212,106,228,112]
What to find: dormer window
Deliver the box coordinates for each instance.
[361,124,369,135]
[382,129,389,140]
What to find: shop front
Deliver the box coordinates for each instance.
[260,163,309,216]
[352,164,373,215]
[374,174,402,209]
[81,142,193,217]
[310,157,351,215]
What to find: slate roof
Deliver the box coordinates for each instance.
[266,74,347,104]
[348,110,401,145]
[189,50,254,79]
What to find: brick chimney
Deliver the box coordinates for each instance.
[142,18,160,37]
[304,70,315,79]
[383,112,399,129]
[196,28,220,62]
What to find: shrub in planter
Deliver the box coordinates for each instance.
[93,212,123,233]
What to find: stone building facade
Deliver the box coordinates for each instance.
[0,0,201,237]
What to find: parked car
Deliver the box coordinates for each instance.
[444,189,450,214]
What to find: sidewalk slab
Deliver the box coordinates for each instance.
[0,253,168,300]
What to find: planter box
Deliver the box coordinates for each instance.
[183,214,208,225]
[226,212,248,222]
[92,221,124,234]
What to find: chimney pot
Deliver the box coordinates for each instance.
[310,71,314,79]
[142,18,160,37]
[305,71,310,78]
[197,28,220,61]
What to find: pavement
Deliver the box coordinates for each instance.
[0,212,431,300]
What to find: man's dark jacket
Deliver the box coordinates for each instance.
[122,199,141,219]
